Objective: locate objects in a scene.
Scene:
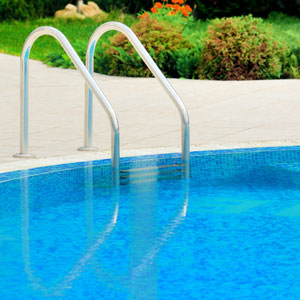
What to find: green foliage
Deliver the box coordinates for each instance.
[2,12,300,80]
[0,14,135,63]
[0,0,35,21]
[1,0,300,21]
[264,12,300,78]
[176,48,201,78]
[0,0,153,21]
[99,16,197,78]
[0,0,145,21]
[94,0,152,14]
[46,52,73,68]
[45,39,113,74]
[197,15,288,80]
[192,0,300,19]
[0,0,70,21]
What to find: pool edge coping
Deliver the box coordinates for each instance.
[2,140,300,173]
[2,141,300,183]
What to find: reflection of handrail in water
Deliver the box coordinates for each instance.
[21,170,189,295]
[131,181,189,280]
[20,168,119,297]
[89,178,190,294]
[92,178,190,291]
[53,202,119,295]
[21,170,50,294]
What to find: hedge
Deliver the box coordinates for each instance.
[1,0,300,21]
[192,0,300,19]
[0,0,152,21]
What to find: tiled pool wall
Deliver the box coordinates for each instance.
[1,146,300,186]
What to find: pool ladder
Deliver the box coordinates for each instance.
[120,163,185,185]
[14,22,190,184]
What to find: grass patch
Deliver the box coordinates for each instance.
[0,12,137,62]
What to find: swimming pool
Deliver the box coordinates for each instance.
[1,146,300,299]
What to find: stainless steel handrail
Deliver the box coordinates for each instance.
[81,22,190,174]
[13,26,120,182]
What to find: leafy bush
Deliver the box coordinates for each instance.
[99,15,198,78]
[197,15,287,80]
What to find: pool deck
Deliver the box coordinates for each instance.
[1,53,300,172]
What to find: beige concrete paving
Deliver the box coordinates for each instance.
[1,53,300,172]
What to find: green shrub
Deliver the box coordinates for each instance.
[265,12,300,78]
[278,50,300,79]
[0,0,70,21]
[192,0,300,19]
[2,0,300,21]
[0,0,153,21]
[99,16,198,78]
[197,15,287,80]
[94,0,152,14]
[0,0,35,20]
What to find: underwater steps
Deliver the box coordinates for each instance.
[120,164,186,185]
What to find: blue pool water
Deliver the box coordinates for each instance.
[1,147,300,299]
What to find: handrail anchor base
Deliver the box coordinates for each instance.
[77,146,99,152]
[13,153,36,159]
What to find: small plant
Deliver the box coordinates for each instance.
[139,0,194,26]
[100,15,197,78]
[142,0,193,17]
[197,15,287,80]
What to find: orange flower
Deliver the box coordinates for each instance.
[178,0,184,4]
[185,4,192,12]
[166,3,174,8]
[170,10,176,15]
[181,9,188,17]
[140,12,149,19]
[173,4,180,10]
[150,6,157,13]
[154,2,163,8]
[178,6,189,16]
[171,0,178,3]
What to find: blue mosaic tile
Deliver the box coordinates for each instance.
[1,146,300,299]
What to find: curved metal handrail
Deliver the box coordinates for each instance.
[82,22,190,174]
[13,26,120,181]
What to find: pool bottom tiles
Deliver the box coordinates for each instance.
[1,147,300,299]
